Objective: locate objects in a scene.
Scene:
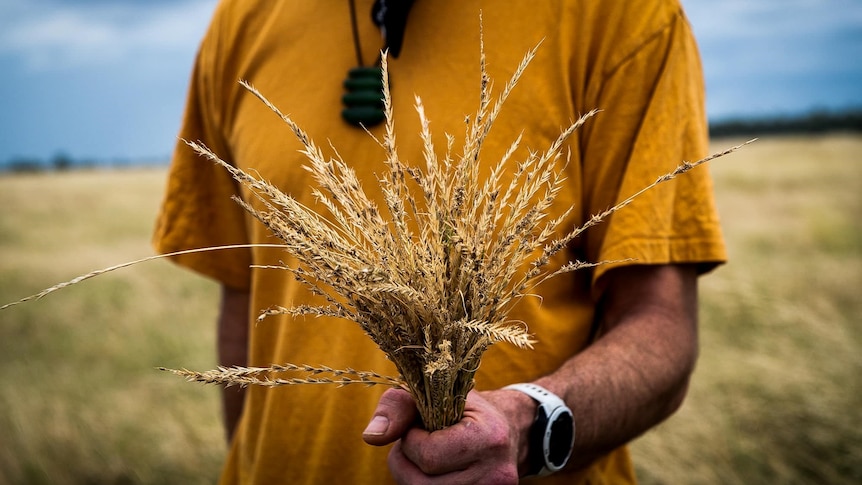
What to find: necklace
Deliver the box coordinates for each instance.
[342,0,384,126]
[341,0,415,127]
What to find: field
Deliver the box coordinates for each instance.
[0,134,859,484]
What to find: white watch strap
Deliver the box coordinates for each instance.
[503,383,567,408]
[504,383,575,477]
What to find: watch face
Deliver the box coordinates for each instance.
[547,409,574,468]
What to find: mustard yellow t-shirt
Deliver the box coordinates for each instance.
[154,1,726,483]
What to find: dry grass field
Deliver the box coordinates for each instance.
[631,134,861,484]
[0,134,859,484]
[0,170,224,484]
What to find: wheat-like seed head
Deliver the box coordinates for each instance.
[0,31,753,431]
[180,36,606,429]
[175,33,757,429]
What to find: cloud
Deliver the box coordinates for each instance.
[681,0,862,117]
[684,0,862,40]
[0,0,216,71]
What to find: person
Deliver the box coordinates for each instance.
[153,0,726,483]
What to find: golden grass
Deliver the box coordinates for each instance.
[4,38,750,436]
[0,134,858,483]
[159,46,745,430]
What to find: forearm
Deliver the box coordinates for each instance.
[544,316,696,467]
[548,265,698,468]
[218,285,251,443]
[491,264,699,473]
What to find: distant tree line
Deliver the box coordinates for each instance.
[0,153,165,174]
[1,153,85,173]
[710,108,862,138]
[2,109,860,173]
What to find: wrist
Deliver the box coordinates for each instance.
[503,383,575,477]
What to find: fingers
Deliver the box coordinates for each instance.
[366,390,520,484]
[398,423,479,473]
[389,433,519,485]
[389,391,520,484]
[363,387,419,446]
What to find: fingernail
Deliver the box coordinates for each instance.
[363,415,389,436]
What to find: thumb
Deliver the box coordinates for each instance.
[363,387,419,446]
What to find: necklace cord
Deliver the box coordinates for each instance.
[348,0,365,66]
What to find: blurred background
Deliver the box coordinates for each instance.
[0,0,860,483]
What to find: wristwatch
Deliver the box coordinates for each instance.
[504,383,575,477]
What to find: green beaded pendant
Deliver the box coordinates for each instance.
[341,66,385,127]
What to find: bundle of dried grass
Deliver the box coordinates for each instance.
[181,44,582,430]
[164,41,748,430]
[1,36,751,432]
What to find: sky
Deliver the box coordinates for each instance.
[0,0,860,165]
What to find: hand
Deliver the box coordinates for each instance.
[363,388,536,484]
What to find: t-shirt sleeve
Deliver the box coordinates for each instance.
[578,7,727,292]
[152,5,252,290]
